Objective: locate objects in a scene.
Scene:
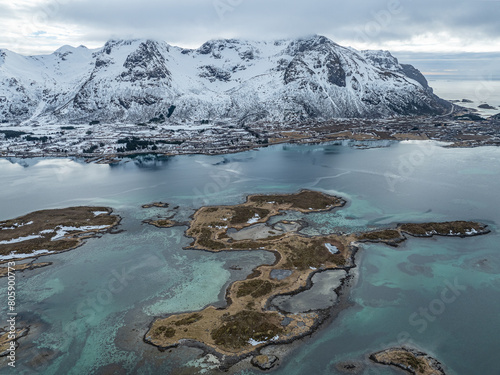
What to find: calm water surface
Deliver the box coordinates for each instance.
[0,141,499,374]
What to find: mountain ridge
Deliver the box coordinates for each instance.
[0,35,451,125]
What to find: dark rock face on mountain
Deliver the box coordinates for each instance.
[0,35,451,125]
[120,40,171,82]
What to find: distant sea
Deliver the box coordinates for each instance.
[430,79,500,117]
[393,51,500,117]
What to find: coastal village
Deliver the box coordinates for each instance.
[0,108,499,161]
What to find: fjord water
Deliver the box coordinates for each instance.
[0,141,499,375]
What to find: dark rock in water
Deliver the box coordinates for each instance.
[334,361,365,374]
[141,201,169,208]
[251,354,279,370]
[478,103,497,110]
[370,346,447,375]
[461,99,473,103]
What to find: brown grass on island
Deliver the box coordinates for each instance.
[145,190,354,356]
[400,221,487,237]
[146,231,353,355]
[186,190,345,252]
[143,219,178,228]
[370,347,446,375]
[358,229,402,241]
[357,229,406,245]
[145,190,489,359]
[247,190,344,211]
[357,221,488,245]
[0,207,119,261]
[211,310,283,349]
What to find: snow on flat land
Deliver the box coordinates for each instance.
[1,221,33,230]
[0,234,42,244]
[325,243,340,254]
[465,228,478,235]
[0,249,54,261]
[247,214,260,224]
[248,338,266,346]
[248,335,280,346]
[51,225,110,241]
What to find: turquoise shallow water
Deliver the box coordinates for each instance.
[0,141,499,374]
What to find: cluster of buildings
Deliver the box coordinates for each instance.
[0,113,499,160]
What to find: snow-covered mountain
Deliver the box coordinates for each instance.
[0,35,451,125]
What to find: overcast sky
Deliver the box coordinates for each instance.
[1,0,500,56]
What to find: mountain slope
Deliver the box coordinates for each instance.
[0,35,451,125]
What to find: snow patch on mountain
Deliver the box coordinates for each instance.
[0,35,451,125]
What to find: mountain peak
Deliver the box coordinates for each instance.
[285,34,341,55]
[54,45,78,54]
[0,36,451,125]
[196,38,249,55]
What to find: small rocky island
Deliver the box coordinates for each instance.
[358,221,489,247]
[144,190,488,369]
[0,206,120,268]
[370,346,447,375]
[141,202,184,228]
[142,218,181,228]
[141,202,170,209]
[478,103,497,110]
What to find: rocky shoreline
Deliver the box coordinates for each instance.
[370,346,447,375]
[141,191,489,372]
[357,221,490,247]
[0,261,52,278]
[0,206,121,265]
[143,254,358,372]
[0,193,490,372]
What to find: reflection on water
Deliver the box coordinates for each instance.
[108,154,173,171]
[0,141,499,374]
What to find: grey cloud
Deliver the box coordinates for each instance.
[0,4,18,21]
[21,0,500,50]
